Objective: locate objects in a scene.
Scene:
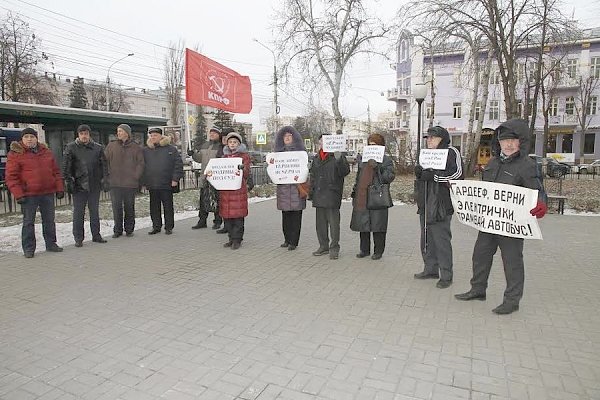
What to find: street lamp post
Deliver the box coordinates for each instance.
[253,39,279,133]
[413,83,428,156]
[106,53,134,111]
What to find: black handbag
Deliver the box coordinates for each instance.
[367,168,393,210]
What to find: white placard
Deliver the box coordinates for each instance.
[547,153,575,163]
[266,151,309,184]
[419,149,449,170]
[204,157,243,190]
[362,145,385,163]
[449,180,542,240]
[322,134,347,152]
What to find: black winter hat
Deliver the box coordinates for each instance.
[21,127,38,138]
[424,126,448,138]
[148,127,163,135]
[497,128,519,140]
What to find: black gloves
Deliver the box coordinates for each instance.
[187,149,195,156]
[56,191,65,199]
[102,180,110,192]
[414,165,423,178]
[419,170,435,181]
[237,164,244,170]
[16,197,27,205]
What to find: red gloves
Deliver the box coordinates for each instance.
[530,201,547,218]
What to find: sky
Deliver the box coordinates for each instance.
[1,0,598,130]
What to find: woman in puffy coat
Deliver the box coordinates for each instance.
[274,126,306,250]
[219,132,251,250]
[350,133,396,260]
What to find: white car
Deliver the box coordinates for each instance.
[573,159,600,174]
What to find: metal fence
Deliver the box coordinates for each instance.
[0,166,271,216]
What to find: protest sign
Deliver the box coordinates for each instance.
[419,149,449,170]
[322,134,347,152]
[362,145,385,163]
[204,157,243,190]
[266,151,309,184]
[449,180,542,240]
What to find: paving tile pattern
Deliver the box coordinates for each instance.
[1,200,599,399]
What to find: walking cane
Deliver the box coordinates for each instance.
[423,180,428,255]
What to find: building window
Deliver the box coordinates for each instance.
[489,100,499,120]
[516,100,523,117]
[587,95,598,115]
[491,70,501,85]
[565,96,575,115]
[516,63,526,82]
[562,134,573,152]
[591,57,600,79]
[584,133,595,154]
[545,134,557,154]
[453,102,462,119]
[474,101,481,121]
[451,135,462,152]
[566,59,578,79]
[549,97,558,117]
[161,107,167,117]
[426,103,433,119]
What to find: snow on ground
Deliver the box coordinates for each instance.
[0,197,275,254]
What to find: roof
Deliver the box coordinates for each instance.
[0,100,168,125]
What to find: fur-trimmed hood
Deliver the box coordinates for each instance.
[223,143,248,155]
[9,141,48,154]
[146,135,172,148]
[274,125,305,152]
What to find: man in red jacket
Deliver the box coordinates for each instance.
[5,127,65,258]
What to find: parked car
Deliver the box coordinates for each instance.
[528,155,570,178]
[572,159,600,174]
[545,157,570,178]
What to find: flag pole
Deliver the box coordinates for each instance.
[185,101,192,151]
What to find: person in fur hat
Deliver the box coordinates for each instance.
[273,125,307,250]
[219,132,251,249]
[104,123,144,237]
[5,127,65,258]
[143,127,184,235]
[188,126,225,230]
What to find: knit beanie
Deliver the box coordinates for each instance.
[117,124,132,136]
[21,127,38,138]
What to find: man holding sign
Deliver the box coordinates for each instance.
[414,126,463,289]
[455,119,547,314]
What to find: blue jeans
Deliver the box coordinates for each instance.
[21,194,57,254]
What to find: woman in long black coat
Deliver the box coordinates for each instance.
[350,133,396,260]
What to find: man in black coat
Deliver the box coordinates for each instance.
[62,124,109,247]
[310,134,350,259]
[143,127,184,235]
[455,118,547,314]
[414,126,464,288]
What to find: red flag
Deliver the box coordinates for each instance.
[185,49,253,113]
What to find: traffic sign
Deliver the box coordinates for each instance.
[256,133,267,145]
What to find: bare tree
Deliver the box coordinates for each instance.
[0,12,55,104]
[574,75,600,159]
[86,82,129,112]
[164,39,185,125]
[274,0,390,130]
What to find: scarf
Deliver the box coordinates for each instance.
[319,149,328,161]
[356,164,375,210]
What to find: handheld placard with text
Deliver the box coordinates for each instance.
[449,180,542,240]
[362,145,385,163]
[266,151,309,184]
[419,149,449,170]
[204,157,243,190]
[322,134,347,152]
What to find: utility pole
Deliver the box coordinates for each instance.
[253,39,279,134]
[106,53,134,111]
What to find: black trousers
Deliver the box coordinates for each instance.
[110,187,137,234]
[470,232,525,306]
[20,194,57,253]
[224,218,245,242]
[281,210,303,246]
[420,214,453,281]
[360,231,386,255]
[72,190,101,242]
[198,187,222,226]
[149,189,175,231]
[315,208,341,251]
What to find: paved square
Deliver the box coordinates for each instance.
[1,200,599,399]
